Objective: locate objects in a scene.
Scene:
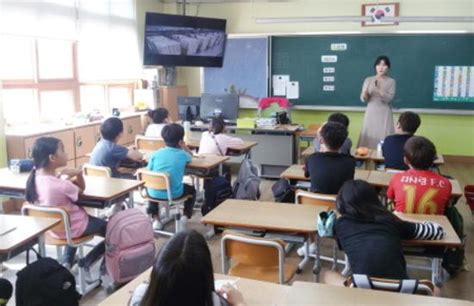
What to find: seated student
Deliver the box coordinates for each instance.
[26,137,107,276]
[198,115,244,156]
[314,112,352,155]
[90,117,143,178]
[305,122,356,194]
[147,123,196,229]
[382,111,421,170]
[387,136,452,215]
[129,230,246,306]
[0,278,12,306]
[145,108,170,139]
[335,180,445,279]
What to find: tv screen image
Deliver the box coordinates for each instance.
[200,93,239,122]
[144,13,227,67]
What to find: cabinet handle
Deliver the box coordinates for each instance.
[128,126,133,134]
[27,148,33,159]
[76,137,83,147]
[96,134,101,143]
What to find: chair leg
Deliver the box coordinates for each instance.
[332,242,338,271]
[78,246,86,294]
[56,246,63,259]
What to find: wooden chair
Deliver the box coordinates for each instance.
[82,164,112,177]
[221,230,298,284]
[295,190,344,272]
[135,135,166,151]
[21,204,100,295]
[136,169,191,237]
[345,274,435,296]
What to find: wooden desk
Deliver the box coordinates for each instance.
[202,199,326,272]
[187,139,258,157]
[367,170,462,197]
[370,150,445,166]
[397,213,462,248]
[0,215,60,264]
[280,164,371,182]
[287,281,472,306]
[301,146,373,160]
[0,168,144,209]
[99,269,289,306]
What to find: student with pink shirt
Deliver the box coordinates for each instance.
[26,137,107,274]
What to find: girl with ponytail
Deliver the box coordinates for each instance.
[26,137,107,274]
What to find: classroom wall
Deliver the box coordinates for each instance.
[136,0,164,66]
[0,90,6,167]
[158,0,474,156]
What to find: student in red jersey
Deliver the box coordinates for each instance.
[387,136,451,215]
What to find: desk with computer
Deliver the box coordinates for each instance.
[178,93,300,178]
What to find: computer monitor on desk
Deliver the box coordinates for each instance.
[177,96,201,122]
[200,93,239,123]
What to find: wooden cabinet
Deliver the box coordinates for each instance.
[6,114,145,168]
[74,125,96,159]
[159,86,188,121]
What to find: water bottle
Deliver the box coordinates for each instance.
[183,120,191,143]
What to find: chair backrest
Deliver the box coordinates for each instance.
[82,163,112,177]
[135,135,166,151]
[221,231,286,283]
[345,274,434,296]
[136,169,172,200]
[295,189,336,209]
[21,203,72,243]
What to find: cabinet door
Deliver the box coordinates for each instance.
[75,156,90,168]
[129,116,143,143]
[122,117,142,145]
[49,130,75,161]
[24,136,42,159]
[74,126,95,158]
[93,124,102,144]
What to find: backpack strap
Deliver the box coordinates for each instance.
[400,279,419,294]
[211,133,225,156]
[352,274,373,289]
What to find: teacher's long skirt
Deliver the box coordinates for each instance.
[358,100,395,149]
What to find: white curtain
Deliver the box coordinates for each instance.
[0,0,141,81]
[77,0,141,81]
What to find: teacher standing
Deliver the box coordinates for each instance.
[358,55,396,149]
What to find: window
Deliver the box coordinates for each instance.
[0,0,139,126]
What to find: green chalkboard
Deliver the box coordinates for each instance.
[271,34,474,110]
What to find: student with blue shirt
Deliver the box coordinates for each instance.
[146,123,196,230]
[382,111,421,170]
[90,117,143,178]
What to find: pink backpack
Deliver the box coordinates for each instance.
[105,208,156,284]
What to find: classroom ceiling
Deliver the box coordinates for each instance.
[162,0,294,3]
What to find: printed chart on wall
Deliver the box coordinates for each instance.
[434,66,474,102]
[203,37,268,108]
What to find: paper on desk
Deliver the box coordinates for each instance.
[286,81,299,99]
[272,75,289,96]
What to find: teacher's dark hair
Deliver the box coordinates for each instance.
[374,55,391,70]
[140,230,215,306]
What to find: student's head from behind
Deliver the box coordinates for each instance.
[141,230,215,306]
[149,108,170,124]
[209,115,225,135]
[26,137,66,203]
[319,122,348,151]
[327,112,350,128]
[404,136,436,170]
[374,55,391,76]
[336,180,394,221]
[161,123,184,148]
[101,117,124,142]
[396,111,421,135]
[0,278,13,306]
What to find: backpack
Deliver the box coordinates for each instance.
[442,204,466,275]
[202,176,234,216]
[271,179,295,203]
[105,208,156,284]
[16,256,81,306]
[233,159,261,200]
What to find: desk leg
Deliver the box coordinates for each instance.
[312,233,321,282]
[38,235,46,257]
[128,191,134,208]
[219,164,223,176]
[297,235,311,273]
[432,258,444,286]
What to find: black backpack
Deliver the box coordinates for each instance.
[16,256,81,306]
[272,179,295,203]
[202,176,234,216]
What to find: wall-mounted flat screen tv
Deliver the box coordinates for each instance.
[144,13,227,67]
